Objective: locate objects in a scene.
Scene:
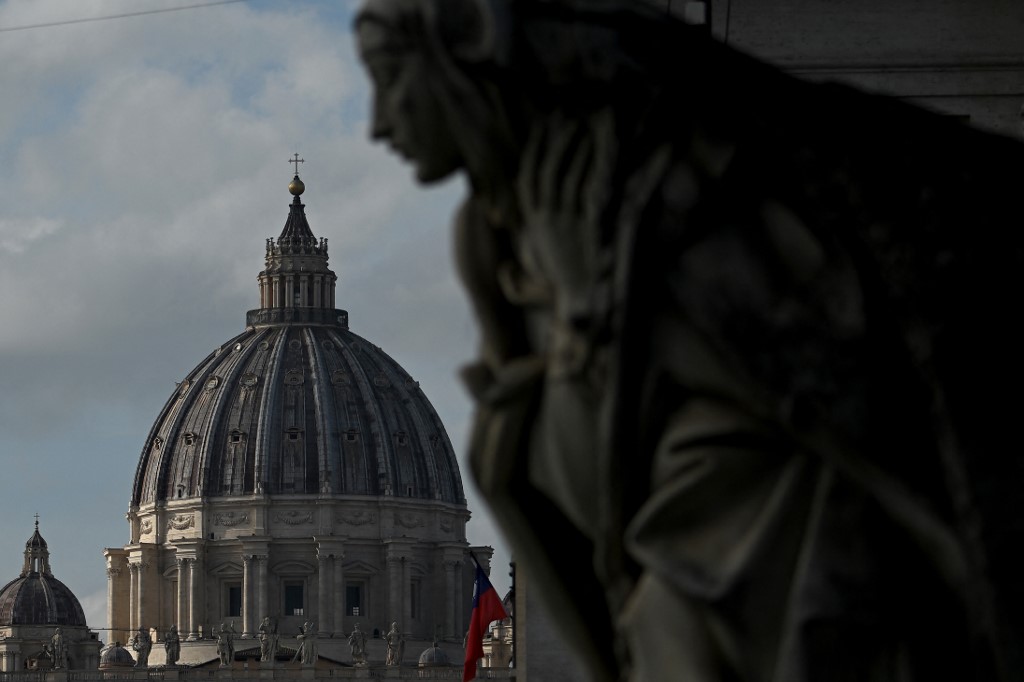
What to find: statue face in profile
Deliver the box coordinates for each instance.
[357,20,463,183]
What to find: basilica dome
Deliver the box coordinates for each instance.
[131,185,463,505]
[107,169,480,654]
[0,522,86,627]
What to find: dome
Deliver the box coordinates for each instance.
[108,168,474,652]
[0,576,87,627]
[0,522,86,627]
[99,642,135,669]
[130,175,465,506]
[417,642,451,667]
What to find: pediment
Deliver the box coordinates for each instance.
[341,559,379,576]
[209,560,243,576]
[270,559,315,576]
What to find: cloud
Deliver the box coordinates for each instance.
[0,216,62,253]
[0,0,514,613]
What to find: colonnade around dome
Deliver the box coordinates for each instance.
[105,499,482,650]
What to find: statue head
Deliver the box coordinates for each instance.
[355,0,520,195]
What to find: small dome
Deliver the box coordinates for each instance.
[99,642,136,669]
[0,574,87,626]
[0,521,86,626]
[418,643,451,667]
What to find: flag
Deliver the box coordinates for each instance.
[463,561,509,682]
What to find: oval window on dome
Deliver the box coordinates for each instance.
[258,340,270,351]
[289,339,302,351]
[240,373,259,388]
[205,376,220,391]
[331,370,350,386]
[234,342,243,352]
[284,370,304,386]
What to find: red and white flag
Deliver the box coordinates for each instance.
[463,562,509,682]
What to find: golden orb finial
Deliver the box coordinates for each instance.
[289,175,305,196]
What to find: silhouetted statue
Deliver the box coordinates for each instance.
[358,1,1024,680]
[164,625,180,666]
[131,627,151,668]
[48,628,68,669]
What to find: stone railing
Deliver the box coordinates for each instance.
[14,667,517,682]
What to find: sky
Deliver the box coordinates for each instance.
[0,0,508,631]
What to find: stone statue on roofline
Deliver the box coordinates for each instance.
[216,622,235,667]
[385,622,405,666]
[164,624,180,666]
[348,623,367,666]
[131,626,151,668]
[259,616,279,662]
[356,1,1024,680]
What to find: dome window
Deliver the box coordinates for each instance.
[345,430,359,443]
[230,431,244,444]
[183,433,198,447]
[395,432,409,447]
[287,430,301,442]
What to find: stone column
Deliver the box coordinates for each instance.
[333,555,345,636]
[242,555,254,637]
[257,555,269,626]
[106,564,123,643]
[403,559,412,628]
[128,563,139,632]
[188,557,201,640]
[318,555,331,635]
[387,556,403,626]
[455,560,464,636]
[176,558,189,635]
[444,561,456,639]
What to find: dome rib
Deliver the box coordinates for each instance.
[341,338,395,496]
[196,333,256,498]
[255,327,288,494]
[304,327,335,493]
